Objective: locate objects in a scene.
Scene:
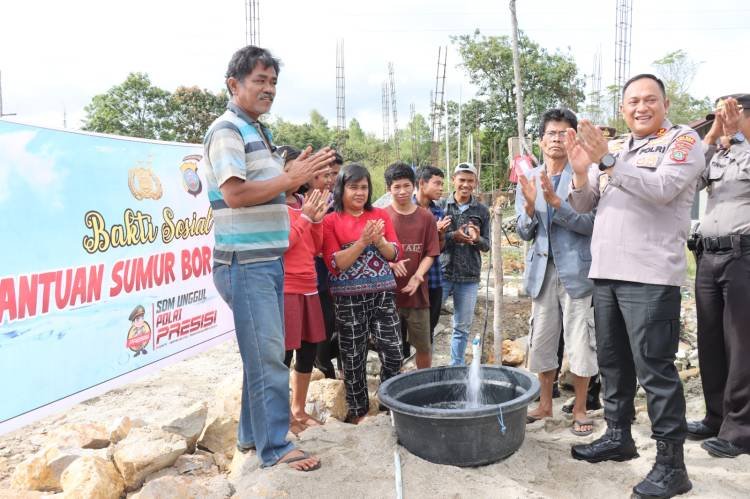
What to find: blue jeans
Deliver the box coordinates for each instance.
[213,256,295,466]
[442,280,480,366]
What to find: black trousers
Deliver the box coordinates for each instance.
[315,288,341,379]
[696,248,750,449]
[593,279,687,443]
[335,292,402,419]
[428,286,443,344]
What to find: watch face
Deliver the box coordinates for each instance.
[602,154,615,167]
[736,132,746,142]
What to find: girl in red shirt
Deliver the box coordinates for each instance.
[322,163,403,423]
[280,147,330,433]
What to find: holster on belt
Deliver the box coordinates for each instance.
[731,234,742,259]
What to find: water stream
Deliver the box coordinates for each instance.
[466,335,482,408]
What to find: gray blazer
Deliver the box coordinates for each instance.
[515,163,595,299]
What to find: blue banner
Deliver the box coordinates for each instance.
[0,120,234,434]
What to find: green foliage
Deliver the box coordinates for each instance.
[451,30,586,192]
[82,72,227,142]
[168,86,228,143]
[652,50,711,125]
[82,73,171,140]
[269,110,335,150]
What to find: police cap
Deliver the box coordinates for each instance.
[706,93,750,120]
[129,305,146,321]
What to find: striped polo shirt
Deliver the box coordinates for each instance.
[203,102,289,265]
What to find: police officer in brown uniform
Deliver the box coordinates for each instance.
[686,95,750,459]
[563,74,705,499]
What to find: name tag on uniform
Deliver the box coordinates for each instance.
[636,155,660,167]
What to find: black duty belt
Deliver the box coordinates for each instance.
[701,234,750,252]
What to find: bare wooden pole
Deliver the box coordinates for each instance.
[492,197,504,364]
[509,0,526,152]
[509,0,529,292]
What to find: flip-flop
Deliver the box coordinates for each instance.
[571,418,595,436]
[526,414,542,424]
[277,450,321,472]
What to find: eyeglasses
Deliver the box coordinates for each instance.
[543,131,567,139]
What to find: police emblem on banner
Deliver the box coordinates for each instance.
[128,163,163,200]
[179,155,203,197]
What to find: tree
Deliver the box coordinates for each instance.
[82,72,172,140]
[652,50,711,125]
[169,87,228,143]
[269,110,335,150]
[451,30,586,190]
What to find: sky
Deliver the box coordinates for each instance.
[1,0,748,136]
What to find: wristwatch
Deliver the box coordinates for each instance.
[730,131,746,145]
[598,153,616,171]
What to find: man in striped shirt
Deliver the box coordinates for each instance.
[204,46,334,472]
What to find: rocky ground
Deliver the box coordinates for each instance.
[1,268,748,498]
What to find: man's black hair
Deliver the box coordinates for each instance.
[384,161,415,188]
[333,163,373,212]
[538,108,578,137]
[622,73,666,99]
[225,46,281,95]
[333,152,344,165]
[416,165,444,184]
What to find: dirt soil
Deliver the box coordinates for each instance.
[2,284,749,498]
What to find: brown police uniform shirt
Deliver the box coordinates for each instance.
[385,206,440,309]
[698,141,750,237]
[568,120,706,287]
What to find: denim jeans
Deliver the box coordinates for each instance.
[442,280,480,366]
[213,256,295,466]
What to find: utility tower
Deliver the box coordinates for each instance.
[613,0,632,127]
[382,81,391,142]
[588,48,603,124]
[245,0,260,45]
[0,71,17,118]
[430,47,447,165]
[410,103,418,166]
[388,62,400,159]
[336,39,346,131]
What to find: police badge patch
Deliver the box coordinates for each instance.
[180,154,203,197]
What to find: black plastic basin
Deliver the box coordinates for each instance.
[378,365,540,466]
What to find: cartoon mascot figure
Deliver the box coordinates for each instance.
[126,305,151,357]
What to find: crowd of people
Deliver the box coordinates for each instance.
[203,44,749,499]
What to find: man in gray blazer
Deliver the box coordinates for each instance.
[515,108,597,436]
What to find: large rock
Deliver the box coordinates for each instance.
[197,416,237,459]
[48,423,109,449]
[174,452,218,476]
[214,373,242,421]
[228,450,260,482]
[113,426,188,491]
[502,339,526,367]
[305,379,348,422]
[130,475,232,499]
[60,456,124,499]
[107,416,132,444]
[11,445,104,492]
[162,402,208,450]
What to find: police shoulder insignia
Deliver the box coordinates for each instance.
[670,149,688,163]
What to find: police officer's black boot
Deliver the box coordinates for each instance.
[571,422,639,463]
[632,440,692,498]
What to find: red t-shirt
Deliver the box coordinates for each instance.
[322,208,402,296]
[283,196,323,294]
[385,205,440,309]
